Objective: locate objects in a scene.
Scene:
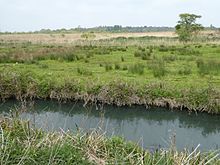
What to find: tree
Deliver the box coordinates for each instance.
[175,13,204,42]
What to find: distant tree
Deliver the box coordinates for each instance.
[175,13,204,42]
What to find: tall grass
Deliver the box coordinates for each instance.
[128,63,145,75]
[0,117,219,165]
[77,67,93,76]
[197,59,220,75]
[148,59,167,78]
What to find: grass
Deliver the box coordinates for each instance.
[0,36,220,113]
[0,116,219,165]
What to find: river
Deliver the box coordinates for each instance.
[0,100,220,151]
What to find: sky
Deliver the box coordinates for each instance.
[0,0,219,32]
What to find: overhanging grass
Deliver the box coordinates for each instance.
[0,117,219,165]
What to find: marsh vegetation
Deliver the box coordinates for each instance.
[0,35,219,113]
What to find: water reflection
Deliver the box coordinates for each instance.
[0,100,220,150]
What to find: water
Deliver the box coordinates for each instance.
[0,100,220,151]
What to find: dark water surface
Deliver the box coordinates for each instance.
[0,100,220,151]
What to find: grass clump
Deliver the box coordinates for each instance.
[178,65,192,75]
[114,63,121,70]
[121,56,125,62]
[197,59,220,75]
[134,50,151,61]
[0,117,219,165]
[148,59,167,78]
[163,54,178,62]
[77,67,92,76]
[105,64,113,71]
[128,63,144,75]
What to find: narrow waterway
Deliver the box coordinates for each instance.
[0,100,220,151]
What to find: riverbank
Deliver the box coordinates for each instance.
[0,39,220,114]
[0,117,219,164]
[0,67,219,114]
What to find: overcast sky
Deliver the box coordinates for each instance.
[0,0,219,32]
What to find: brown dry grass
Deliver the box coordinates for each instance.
[0,32,176,44]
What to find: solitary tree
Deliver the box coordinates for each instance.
[175,13,204,42]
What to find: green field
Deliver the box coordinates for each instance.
[0,36,220,113]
